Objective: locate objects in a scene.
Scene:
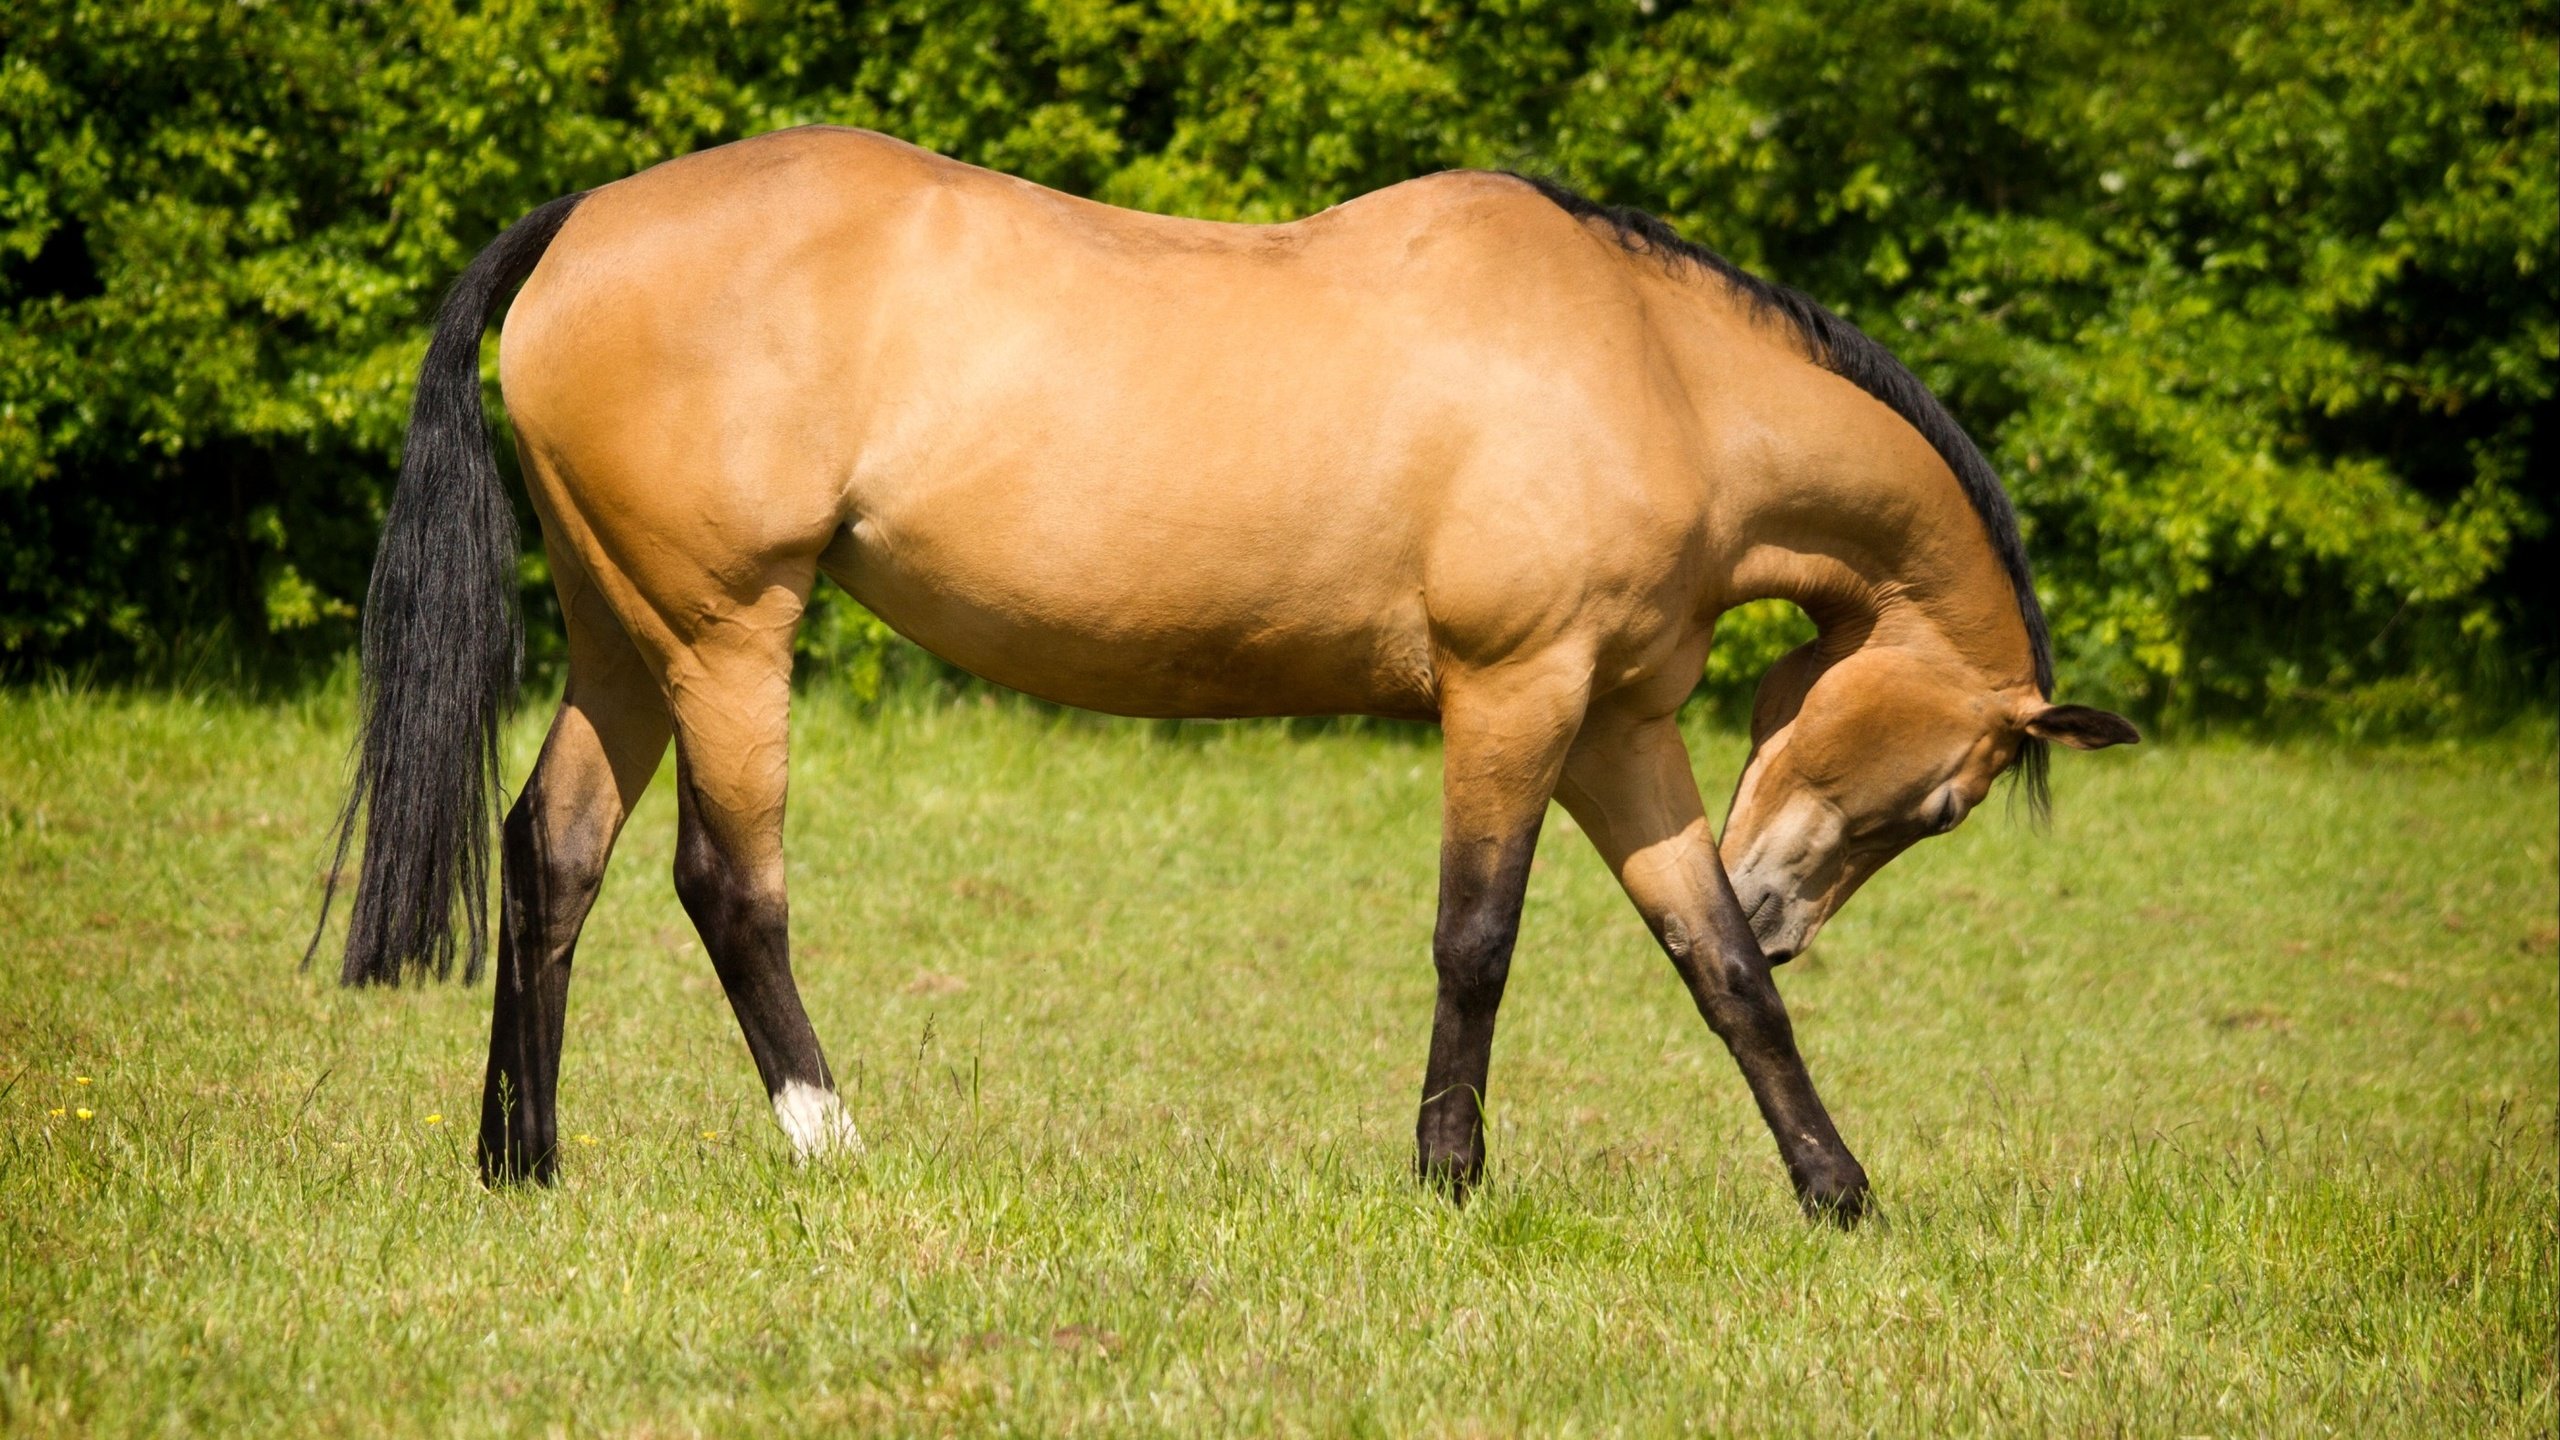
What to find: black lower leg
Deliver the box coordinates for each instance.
[1680,925,1870,1224]
[479,790,606,1185]
[671,773,838,1127]
[1415,823,1541,1196]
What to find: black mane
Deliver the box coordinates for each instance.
[1505,173,2055,814]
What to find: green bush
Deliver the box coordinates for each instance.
[4,0,2551,724]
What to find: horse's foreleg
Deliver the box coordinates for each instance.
[1415,666,1587,1198]
[664,596,856,1160]
[1555,704,1871,1225]
[480,617,669,1185]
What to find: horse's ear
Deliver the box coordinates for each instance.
[2023,703,2141,751]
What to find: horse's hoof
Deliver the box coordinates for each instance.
[477,1139,558,1189]
[1415,1153,1484,1206]
[1797,1160,1873,1229]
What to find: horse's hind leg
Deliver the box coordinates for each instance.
[660,582,858,1157]
[480,601,671,1184]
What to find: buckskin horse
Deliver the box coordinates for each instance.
[315,127,2136,1224]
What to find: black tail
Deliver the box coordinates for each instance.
[310,192,588,986]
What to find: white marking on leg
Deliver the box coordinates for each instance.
[772,1080,862,1158]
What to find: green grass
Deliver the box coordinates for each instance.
[3,684,2553,1436]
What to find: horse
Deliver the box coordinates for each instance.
[315,127,2136,1225]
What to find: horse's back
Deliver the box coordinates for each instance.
[500,129,1716,717]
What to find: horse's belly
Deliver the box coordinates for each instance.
[823,512,1440,720]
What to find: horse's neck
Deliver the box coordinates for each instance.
[1708,444,2034,686]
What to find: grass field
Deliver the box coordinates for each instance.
[2,683,2553,1436]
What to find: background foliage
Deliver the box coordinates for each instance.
[3,0,2552,723]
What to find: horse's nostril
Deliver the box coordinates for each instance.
[1764,945,1798,966]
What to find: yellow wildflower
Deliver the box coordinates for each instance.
[576,1134,599,1147]
[75,1108,93,1121]
[74,1076,92,1086]
[424,1113,444,1126]
[48,1107,64,1117]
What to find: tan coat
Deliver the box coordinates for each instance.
[333,128,2134,1218]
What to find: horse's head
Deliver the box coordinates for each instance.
[1720,643,2136,961]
